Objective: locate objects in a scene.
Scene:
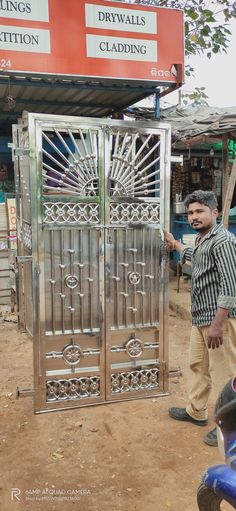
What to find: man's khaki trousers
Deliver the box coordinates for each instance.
[186,318,236,421]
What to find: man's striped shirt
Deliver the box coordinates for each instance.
[182,223,236,326]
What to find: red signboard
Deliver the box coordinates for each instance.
[0,0,184,84]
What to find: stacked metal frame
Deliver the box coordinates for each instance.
[12,113,171,412]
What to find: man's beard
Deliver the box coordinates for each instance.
[191,223,210,233]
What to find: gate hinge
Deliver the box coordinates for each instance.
[15,148,30,157]
[9,144,30,161]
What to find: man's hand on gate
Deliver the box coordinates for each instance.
[163,230,176,251]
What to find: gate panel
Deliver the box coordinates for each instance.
[43,228,101,334]
[106,226,162,399]
[36,121,105,410]
[42,228,105,406]
[107,227,161,328]
[12,123,33,334]
[104,125,167,400]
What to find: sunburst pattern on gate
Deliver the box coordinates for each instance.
[42,128,99,196]
[109,131,161,197]
[42,128,161,197]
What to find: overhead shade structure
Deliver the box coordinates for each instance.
[0,0,184,133]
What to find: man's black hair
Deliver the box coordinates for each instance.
[184,190,218,210]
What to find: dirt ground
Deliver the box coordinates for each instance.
[0,310,222,511]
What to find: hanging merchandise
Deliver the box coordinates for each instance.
[0,164,8,181]
[191,171,200,184]
[171,163,185,199]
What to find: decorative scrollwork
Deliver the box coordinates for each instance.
[111,369,159,394]
[46,376,100,401]
[110,203,160,224]
[109,179,126,197]
[43,202,99,225]
[62,344,83,365]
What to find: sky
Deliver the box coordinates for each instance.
[123,0,236,108]
[165,18,236,109]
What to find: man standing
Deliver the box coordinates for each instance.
[165,190,236,446]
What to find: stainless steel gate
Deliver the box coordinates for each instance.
[13,113,171,412]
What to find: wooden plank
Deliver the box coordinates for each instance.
[222,134,229,207]
[222,155,236,229]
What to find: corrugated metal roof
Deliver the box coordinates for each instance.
[0,74,165,135]
[125,105,236,145]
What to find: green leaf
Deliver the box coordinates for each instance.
[186,8,199,20]
[130,0,234,72]
[200,25,211,36]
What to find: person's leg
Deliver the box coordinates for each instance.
[169,325,210,424]
[206,318,236,401]
[169,320,236,424]
[203,318,236,446]
[186,325,211,421]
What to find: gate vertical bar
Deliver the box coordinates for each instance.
[28,115,43,411]
[159,126,171,392]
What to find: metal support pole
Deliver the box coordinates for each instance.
[154,90,160,119]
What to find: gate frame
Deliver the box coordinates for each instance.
[13,113,171,412]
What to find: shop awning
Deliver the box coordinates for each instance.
[0,74,165,136]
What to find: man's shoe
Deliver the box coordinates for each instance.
[169,407,208,426]
[203,427,218,447]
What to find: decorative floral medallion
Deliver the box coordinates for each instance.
[125,337,143,358]
[62,344,83,365]
[128,271,141,286]
[64,274,79,289]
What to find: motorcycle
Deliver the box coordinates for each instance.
[197,375,236,510]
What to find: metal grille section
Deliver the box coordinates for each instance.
[42,128,99,196]
[12,114,170,412]
[42,128,161,201]
[110,203,160,224]
[47,377,100,401]
[111,369,158,394]
[43,202,99,225]
[109,131,161,198]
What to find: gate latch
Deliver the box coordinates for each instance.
[106,234,113,244]
[16,256,32,263]
[8,144,30,161]
[16,387,34,399]
[168,366,182,378]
